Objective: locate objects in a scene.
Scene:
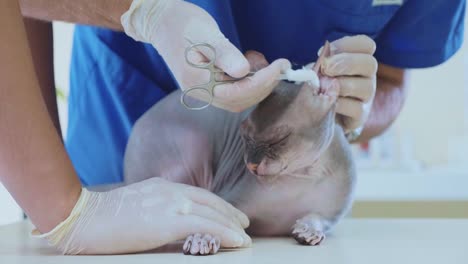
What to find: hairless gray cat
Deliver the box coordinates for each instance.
[124,52,356,255]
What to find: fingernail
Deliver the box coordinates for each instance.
[236,218,244,230]
[237,212,250,228]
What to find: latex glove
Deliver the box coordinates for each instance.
[319,35,377,134]
[32,178,251,255]
[121,0,291,112]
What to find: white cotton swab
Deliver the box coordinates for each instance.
[278,68,320,87]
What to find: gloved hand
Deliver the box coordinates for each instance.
[121,0,291,112]
[319,35,377,134]
[32,178,251,255]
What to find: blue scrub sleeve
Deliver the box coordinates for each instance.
[375,0,465,68]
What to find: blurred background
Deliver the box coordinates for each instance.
[1,13,467,225]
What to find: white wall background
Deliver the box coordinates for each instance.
[353,12,468,200]
[1,13,467,225]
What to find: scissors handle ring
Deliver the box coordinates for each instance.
[181,86,213,110]
[185,43,216,69]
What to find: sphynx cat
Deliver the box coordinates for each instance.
[123,50,356,255]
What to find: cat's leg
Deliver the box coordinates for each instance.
[291,213,332,246]
[126,122,224,254]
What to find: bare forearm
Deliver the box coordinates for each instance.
[0,1,81,233]
[23,18,61,138]
[20,0,131,30]
[358,64,407,142]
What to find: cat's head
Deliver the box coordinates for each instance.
[240,77,339,180]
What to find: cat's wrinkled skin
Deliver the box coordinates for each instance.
[124,65,356,255]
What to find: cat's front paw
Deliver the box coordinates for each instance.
[182,233,221,255]
[292,221,325,246]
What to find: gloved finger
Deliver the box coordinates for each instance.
[336,76,376,103]
[183,11,250,79]
[244,50,269,71]
[322,53,377,78]
[188,202,245,232]
[211,50,270,112]
[213,58,291,112]
[208,37,250,78]
[213,62,285,110]
[336,97,367,130]
[318,35,376,56]
[214,50,269,83]
[178,216,252,248]
[205,50,268,84]
[185,186,249,228]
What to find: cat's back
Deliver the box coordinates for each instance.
[128,90,250,189]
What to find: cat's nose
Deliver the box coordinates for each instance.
[247,162,258,174]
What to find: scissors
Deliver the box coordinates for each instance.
[181,41,330,110]
[180,42,256,110]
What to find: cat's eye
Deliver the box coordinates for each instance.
[268,133,291,147]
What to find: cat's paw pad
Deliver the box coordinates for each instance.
[291,222,325,246]
[183,233,221,255]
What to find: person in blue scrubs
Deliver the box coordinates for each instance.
[20,0,466,187]
[62,0,465,186]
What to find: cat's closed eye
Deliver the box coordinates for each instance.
[266,131,291,149]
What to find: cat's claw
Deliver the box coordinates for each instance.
[183,233,221,255]
[292,222,325,246]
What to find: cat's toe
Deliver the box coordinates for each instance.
[183,233,221,255]
[292,222,325,246]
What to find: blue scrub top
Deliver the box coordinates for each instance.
[66,0,465,186]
